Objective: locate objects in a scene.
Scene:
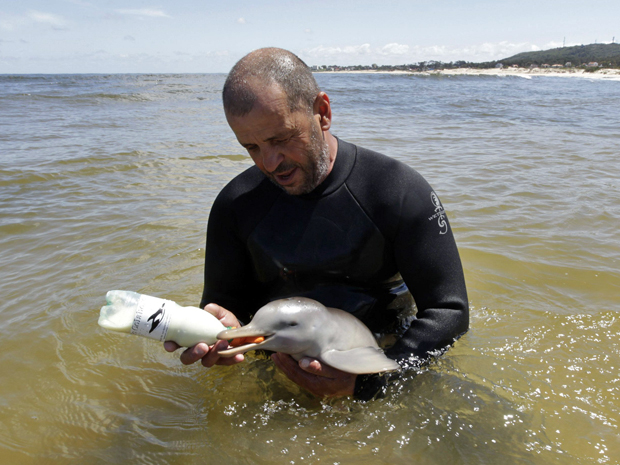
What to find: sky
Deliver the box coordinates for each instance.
[1,0,619,74]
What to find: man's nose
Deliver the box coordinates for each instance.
[261,146,283,173]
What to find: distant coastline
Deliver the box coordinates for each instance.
[314,43,620,80]
[316,67,620,80]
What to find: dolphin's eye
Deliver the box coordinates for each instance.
[288,322,298,327]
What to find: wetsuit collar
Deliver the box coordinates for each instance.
[299,137,356,199]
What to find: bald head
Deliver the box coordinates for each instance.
[223,47,320,117]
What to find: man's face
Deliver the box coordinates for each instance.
[226,84,331,196]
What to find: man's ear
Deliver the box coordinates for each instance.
[314,92,332,131]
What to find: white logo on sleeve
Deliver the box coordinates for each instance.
[428,191,448,235]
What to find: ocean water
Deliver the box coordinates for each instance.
[1,72,619,464]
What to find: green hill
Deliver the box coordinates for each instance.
[499,43,620,67]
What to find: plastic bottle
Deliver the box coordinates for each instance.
[98,290,226,347]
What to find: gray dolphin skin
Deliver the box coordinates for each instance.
[216,297,400,374]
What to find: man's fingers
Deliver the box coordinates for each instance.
[163,341,180,352]
[272,354,332,380]
[204,303,227,318]
[179,343,209,365]
[298,357,325,375]
[208,353,245,367]
[299,357,346,378]
[171,339,245,367]
[200,339,228,367]
[204,303,240,328]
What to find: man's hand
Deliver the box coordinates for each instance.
[163,303,244,368]
[271,352,356,398]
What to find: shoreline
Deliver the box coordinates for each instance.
[317,67,620,80]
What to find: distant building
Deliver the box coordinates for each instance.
[586,62,599,67]
[541,64,551,68]
[565,62,572,67]
[495,63,504,69]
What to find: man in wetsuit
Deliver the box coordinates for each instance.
[164,47,468,400]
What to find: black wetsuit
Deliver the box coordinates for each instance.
[200,139,468,399]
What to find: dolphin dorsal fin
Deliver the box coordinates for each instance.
[321,347,400,374]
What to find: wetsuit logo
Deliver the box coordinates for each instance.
[428,192,448,235]
[147,303,166,334]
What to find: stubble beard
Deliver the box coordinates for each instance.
[270,125,331,196]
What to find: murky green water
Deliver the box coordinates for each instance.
[1,73,619,464]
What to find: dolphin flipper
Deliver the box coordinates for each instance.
[321,347,400,374]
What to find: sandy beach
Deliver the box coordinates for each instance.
[318,67,620,80]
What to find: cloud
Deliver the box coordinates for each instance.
[124,35,136,41]
[28,10,68,28]
[237,17,246,24]
[0,15,25,31]
[0,38,28,44]
[301,41,573,65]
[306,43,370,57]
[1,10,69,31]
[304,43,409,59]
[439,41,566,61]
[380,43,409,55]
[62,0,97,7]
[115,9,170,18]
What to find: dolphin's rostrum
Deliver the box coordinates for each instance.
[216,297,400,374]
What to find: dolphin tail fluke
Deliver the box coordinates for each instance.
[321,347,400,374]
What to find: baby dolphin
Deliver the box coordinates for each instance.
[216,297,400,374]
